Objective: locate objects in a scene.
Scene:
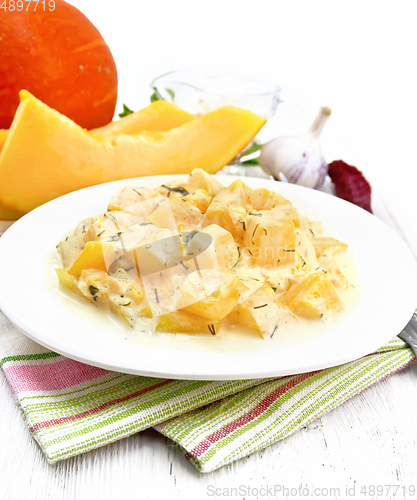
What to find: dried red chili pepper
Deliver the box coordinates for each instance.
[328,160,372,213]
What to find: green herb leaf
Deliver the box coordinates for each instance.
[207,324,216,336]
[161,184,189,196]
[165,88,175,100]
[241,158,260,166]
[231,246,241,269]
[89,285,99,296]
[119,104,134,118]
[240,141,264,157]
[108,232,123,241]
[150,87,164,102]
[251,223,259,244]
[239,141,264,166]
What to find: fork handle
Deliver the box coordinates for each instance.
[398,313,417,359]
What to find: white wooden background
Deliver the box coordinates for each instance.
[1,1,417,498]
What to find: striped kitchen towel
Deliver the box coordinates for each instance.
[0,310,415,473]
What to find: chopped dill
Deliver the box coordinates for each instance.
[108,232,123,241]
[231,246,241,269]
[161,185,189,196]
[207,324,216,336]
[251,224,259,244]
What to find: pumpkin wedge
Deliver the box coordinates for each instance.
[0,129,7,150]
[0,129,25,219]
[0,101,193,220]
[0,91,266,213]
[90,100,195,136]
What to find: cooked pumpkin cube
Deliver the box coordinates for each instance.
[156,311,219,335]
[280,271,343,319]
[97,209,151,238]
[119,196,163,221]
[67,241,116,277]
[74,217,95,237]
[178,270,242,321]
[244,212,297,267]
[215,179,253,208]
[134,231,183,277]
[76,270,144,326]
[108,186,159,211]
[303,218,323,238]
[201,201,247,239]
[79,270,144,304]
[194,224,239,272]
[157,180,195,197]
[145,198,178,233]
[261,252,311,294]
[183,189,211,213]
[312,237,348,258]
[187,168,223,196]
[231,284,298,339]
[269,205,301,227]
[152,196,203,232]
[250,188,291,211]
[236,275,265,304]
[294,230,318,270]
[141,263,193,317]
[55,268,85,298]
[323,265,352,289]
[58,234,86,268]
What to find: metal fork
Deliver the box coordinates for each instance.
[398,313,417,358]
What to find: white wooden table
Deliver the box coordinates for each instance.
[1,182,416,500]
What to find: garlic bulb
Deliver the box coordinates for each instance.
[259,106,331,189]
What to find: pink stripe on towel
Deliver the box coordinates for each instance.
[4,357,111,393]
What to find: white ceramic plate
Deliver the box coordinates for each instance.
[0,175,416,380]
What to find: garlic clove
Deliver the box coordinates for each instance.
[259,107,331,189]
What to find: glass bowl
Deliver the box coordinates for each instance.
[150,70,281,119]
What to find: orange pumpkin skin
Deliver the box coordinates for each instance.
[0,0,118,129]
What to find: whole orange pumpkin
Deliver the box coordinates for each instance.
[0,0,118,129]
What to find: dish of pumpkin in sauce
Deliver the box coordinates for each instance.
[56,169,356,340]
